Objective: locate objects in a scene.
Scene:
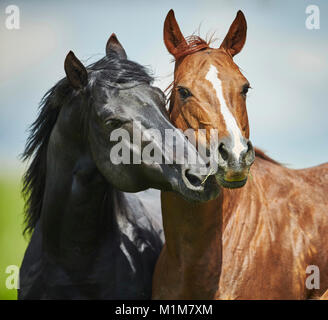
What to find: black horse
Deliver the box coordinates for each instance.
[18,34,218,299]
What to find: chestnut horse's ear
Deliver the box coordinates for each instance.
[64,51,88,89]
[163,9,187,58]
[219,10,247,57]
[106,33,127,59]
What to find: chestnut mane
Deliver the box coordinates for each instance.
[254,148,281,165]
[174,35,210,60]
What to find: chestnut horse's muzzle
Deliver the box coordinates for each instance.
[215,138,255,188]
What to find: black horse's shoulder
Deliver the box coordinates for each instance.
[120,190,164,244]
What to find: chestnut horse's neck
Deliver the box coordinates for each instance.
[154,190,223,299]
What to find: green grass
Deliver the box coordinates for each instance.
[0,173,27,300]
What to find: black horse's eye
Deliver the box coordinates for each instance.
[105,118,123,128]
[177,86,192,100]
[241,83,250,97]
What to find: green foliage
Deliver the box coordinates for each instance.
[0,173,27,300]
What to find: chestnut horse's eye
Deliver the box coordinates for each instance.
[177,86,192,100]
[241,83,250,97]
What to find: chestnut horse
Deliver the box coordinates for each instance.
[152,10,328,299]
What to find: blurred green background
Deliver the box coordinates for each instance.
[0,171,27,300]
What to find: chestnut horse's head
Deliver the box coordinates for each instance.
[164,10,255,189]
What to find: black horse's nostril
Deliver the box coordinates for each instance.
[219,143,229,162]
[185,169,202,187]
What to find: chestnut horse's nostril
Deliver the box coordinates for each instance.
[246,141,253,154]
[244,140,255,165]
[219,143,229,162]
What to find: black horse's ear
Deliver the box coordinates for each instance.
[106,33,127,59]
[64,51,88,89]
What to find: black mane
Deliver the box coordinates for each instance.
[21,53,153,235]
[89,53,153,86]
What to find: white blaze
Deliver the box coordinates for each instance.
[205,65,246,159]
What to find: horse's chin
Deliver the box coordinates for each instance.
[215,175,248,189]
[173,174,221,203]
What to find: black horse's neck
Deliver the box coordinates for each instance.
[41,153,111,271]
[39,98,115,271]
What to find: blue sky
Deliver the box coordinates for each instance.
[0,0,327,170]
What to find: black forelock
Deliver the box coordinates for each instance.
[88,52,153,88]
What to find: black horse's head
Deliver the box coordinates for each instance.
[51,34,219,202]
